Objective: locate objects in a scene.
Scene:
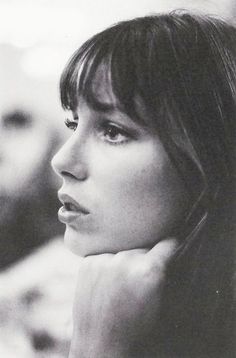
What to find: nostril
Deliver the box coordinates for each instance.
[61,170,77,179]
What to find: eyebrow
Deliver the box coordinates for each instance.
[75,94,146,127]
[72,98,117,120]
[89,98,118,113]
[85,97,149,129]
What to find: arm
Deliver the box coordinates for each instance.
[69,238,178,358]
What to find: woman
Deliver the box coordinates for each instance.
[52,12,236,357]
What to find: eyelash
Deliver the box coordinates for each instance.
[64,118,131,145]
[65,118,78,131]
[99,123,130,145]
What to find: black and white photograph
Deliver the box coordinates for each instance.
[0,0,235,357]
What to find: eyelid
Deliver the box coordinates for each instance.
[99,121,131,137]
[97,121,135,146]
[100,120,125,130]
[98,117,137,136]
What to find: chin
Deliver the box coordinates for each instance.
[64,231,88,257]
[63,226,100,257]
[63,226,125,257]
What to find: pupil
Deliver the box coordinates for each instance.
[108,128,117,139]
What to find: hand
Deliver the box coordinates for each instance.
[69,238,178,358]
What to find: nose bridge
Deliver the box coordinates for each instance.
[51,131,88,180]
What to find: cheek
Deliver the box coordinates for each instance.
[93,144,187,245]
[117,161,183,222]
[97,143,178,207]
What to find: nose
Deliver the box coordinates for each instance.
[51,133,88,181]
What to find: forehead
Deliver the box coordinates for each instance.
[89,63,118,110]
[78,63,154,129]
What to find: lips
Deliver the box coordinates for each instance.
[64,202,79,212]
[58,193,90,215]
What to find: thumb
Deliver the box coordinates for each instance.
[147,237,178,269]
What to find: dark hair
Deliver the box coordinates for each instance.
[60,12,236,357]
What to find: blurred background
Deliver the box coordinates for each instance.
[0,0,235,357]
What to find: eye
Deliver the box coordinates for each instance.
[100,123,130,145]
[64,118,78,131]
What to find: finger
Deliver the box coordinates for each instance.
[146,237,178,269]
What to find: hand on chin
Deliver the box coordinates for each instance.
[69,237,178,358]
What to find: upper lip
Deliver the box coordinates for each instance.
[58,192,90,214]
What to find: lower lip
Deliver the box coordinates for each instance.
[58,206,89,224]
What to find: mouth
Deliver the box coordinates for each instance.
[58,193,90,214]
[63,201,89,214]
[64,202,79,212]
[58,192,90,224]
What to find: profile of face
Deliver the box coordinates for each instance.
[52,69,189,257]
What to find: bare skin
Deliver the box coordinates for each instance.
[69,238,177,358]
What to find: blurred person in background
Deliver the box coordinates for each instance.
[0,45,77,357]
[0,107,62,268]
[0,44,64,269]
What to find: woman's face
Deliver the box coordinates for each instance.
[52,73,188,257]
